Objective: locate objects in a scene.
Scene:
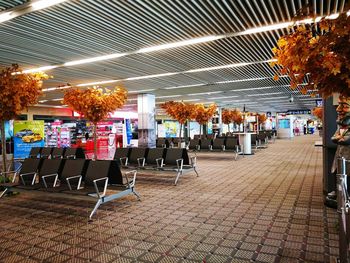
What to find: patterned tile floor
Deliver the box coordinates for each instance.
[0,135,339,263]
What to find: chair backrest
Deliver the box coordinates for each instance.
[63,148,85,159]
[39,159,65,177]
[51,147,65,158]
[207,134,214,139]
[60,159,89,184]
[189,139,199,149]
[212,138,225,149]
[20,158,43,175]
[114,148,130,160]
[164,148,189,165]
[29,147,42,158]
[85,160,123,187]
[225,138,238,149]
[258,133,266,140]
[40,147,53,158]
[128,148,147,164]
[200,138,212,149]
[156,138,168,148]
[146,148,165,164]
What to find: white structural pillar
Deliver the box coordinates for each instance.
[137,94,156,148]
[218,107,223,135]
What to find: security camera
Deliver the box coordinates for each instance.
[289,95,294,103]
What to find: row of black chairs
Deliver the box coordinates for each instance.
[114,147,198,185]
[29,147,85,159]
[0,158,139,219]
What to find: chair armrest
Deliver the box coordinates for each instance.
[155,158,164,168]
[190,156,197,167]
[66,175,82,190]
[196,145,200,151]
[137,158,145,167]
[65,155,76,159]
[93,177,109,198]
[42,173,59,188]
[209,145,213,151]
[20,172,37,185]
[176,158,184,171]
[120,157,128,166]
[125,170,137,188]
[222,145,226,151]
[51,155,62,159]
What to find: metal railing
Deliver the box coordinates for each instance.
[336,157,350,263]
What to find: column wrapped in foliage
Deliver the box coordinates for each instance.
[63,86,127,160]
[0,64,48,172]
[222,109,233,132]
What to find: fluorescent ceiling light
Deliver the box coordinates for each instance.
[237,22,293,36]
[179,99,201,102]
[156,95,182,99]
[125,72,177,81]
[38,100,48,103]
[210,95,239,100]
[258,96,289,100]
[163,83,206,90]
[231,85,289,92]
[52,98,63,101]
[247,92,283,96]
[137,35,223,53]
[64,53,127,66]
[76,80,119,87]
[22,65,58,73]
[128,89,156,94]
[0,12,13,23]
[31,0,68,11]
[188,91,223,96]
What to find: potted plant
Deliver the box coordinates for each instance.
[63,86,127,160]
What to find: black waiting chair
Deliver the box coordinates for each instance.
[199,138,212,151]
[212,138,226,151]
[156,138,168,148]
[29,147,42,158]
[51,148,66,159]
[144,148,165,168]
[43,159,89,192]
[188,138,200,151]
[125,148,148,168]
[114,148,131,166]
[62,160,140,219]
[40,147,53,159]
[63,147,85,159]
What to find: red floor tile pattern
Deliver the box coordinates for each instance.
[0,135,339,262]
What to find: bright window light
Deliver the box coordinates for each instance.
[31,0,68,11]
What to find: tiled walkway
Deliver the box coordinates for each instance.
[0,135,339,262]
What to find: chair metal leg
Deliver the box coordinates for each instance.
[194,167,199,177]
[174,171,182,185]
[132,188,141,200]
[0,188,8,198]
[89,199,102,220]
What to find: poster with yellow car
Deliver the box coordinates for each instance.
[14,121,44,158]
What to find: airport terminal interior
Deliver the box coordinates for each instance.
[0,0,349,262]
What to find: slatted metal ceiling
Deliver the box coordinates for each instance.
[0,0,346,113]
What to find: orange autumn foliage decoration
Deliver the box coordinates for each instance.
[312,107,323,120]
[63,86,127,123]
[194,104,217,125]
[0,64,49,121]
[258,114,267,124]
[222,109,243,125]
[271,12,350,97]
[0,64,49,172]
[161,101,195,124]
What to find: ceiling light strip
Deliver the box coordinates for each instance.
[17,11,348,73]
